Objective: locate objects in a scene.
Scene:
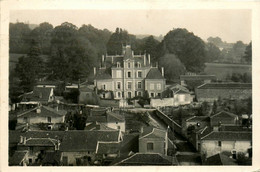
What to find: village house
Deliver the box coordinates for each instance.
[210,111,239,127]
[138,126,174,155]
[195,83,252,102]
[20,86,55,105]
[200,131,252,158]
[86,108,126,132]
[94,45,166,100]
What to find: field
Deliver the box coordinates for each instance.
[204,63,252,80]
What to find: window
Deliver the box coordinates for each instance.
[102,84,106,90]
[23,117,28,123]
[158,93,161,97]
[231,150,237,159]
[102,93,105,98]
[137,82,142,89]
[147,142,154,151]
[117,62,120,68]
[47,117,51,123]
[128,92,132,98]
[127,82,132,89]
[151,93,154,97]
[128,71,131,78]
[138,71,142,78]
[128,63,131,68]
[137,62,141,68]
[157,83,161,90]
[218,141,222,147]
[117,92,121,98]
[117,82,121,89]
[116,71,122,78]
[138,91,142,96]
[150,84,154,90]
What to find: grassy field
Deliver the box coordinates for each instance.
[204,62,252,80]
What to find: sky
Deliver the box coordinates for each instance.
[10,9,251,43]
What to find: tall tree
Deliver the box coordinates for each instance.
[243,41,252,63]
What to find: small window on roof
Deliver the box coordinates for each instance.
[117,62,120,68]
[138,62,141,68]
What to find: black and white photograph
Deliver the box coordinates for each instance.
[1,0,260,171]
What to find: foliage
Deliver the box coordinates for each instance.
[63,89,80,103]
[236,152,251,165]
[198,101,211,116]
[159,54,186,81]
[243,41,252,63]
[159,28,206,73]
[205,43,223,62]
[230,72,251,83]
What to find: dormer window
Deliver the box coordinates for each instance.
[128,63,131,68]
[137,62,141,68]
[117,62,120,68]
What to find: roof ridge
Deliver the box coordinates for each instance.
[17,107,38,117]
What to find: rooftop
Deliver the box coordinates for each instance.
[204,153,237,165]
[23,87,53,103]
[180,75,216,80]
[9,151,28,165]
[201,131,252,141]
[210,111,238,119]
[139,127,166,139]
[17,106,67,118]
[96,142,120,154]
[197,83,252,89]
[146,68,164,79]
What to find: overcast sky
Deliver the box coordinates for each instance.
[10,9,251,43]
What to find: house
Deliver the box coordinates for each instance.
[86,108,125,132]
[180,75,216,90]
[210,111,239,126]
[78,85,99,105]
[203,153,238,165]
[94,45,166,100]
[95,141,121,164]
[21,87,55,105]
[181,116,210,138]
[59,130,123,166]
[195,83,252,102]
[113,153,178,166]
[138,127,174,155]
[200,131,252,158]
[16,106,67,127]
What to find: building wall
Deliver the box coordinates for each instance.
[201,140,251,158]
[139,137,166,155]
[173,94,192,106]
[17,115,65,124]
[96,79,113,91]
[106,121,125,132]
[196,88,252,102]
[150,98,174,107]
[145,79,165,98]
[61,151,93,166]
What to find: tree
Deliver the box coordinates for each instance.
[207,37,223,47]
[143,36,160,62]
[159,54,186,81]
[15,39,44,92]
[205,43,223,62]
[160,28,206,73]
[107,28,130,55]
[243,41,252,63]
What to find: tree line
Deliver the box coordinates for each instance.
[10,22,252,96]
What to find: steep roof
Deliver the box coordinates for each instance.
[95,68,112,80]
[197,83,252,89]
[23,87,53,103]
[96,142,120,154]
[106,111,125,122]
[146,68,164,79]
[59,130,121,152]
[180,75,216,81]
[204,153,237,165]
[24,138,58,146]
[114,153,177,165]
[210,111,238,119]
[201,131,252,141]
[9,151,28,165]
[17,106,67,118]
[139,127,166,139]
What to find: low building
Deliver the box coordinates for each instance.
[113,153,178,166]
[210,111,239,127]
[200,131,252,158]
[21,87,55,105]
[16,106,67,126]
[139,127,174,155]
[195,83,252,102]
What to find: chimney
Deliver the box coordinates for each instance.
[144,55,146,66]
[161,67,164,77]
[23,137,26,144]
[140,126,143,133]
[20,136,23,143]
[112,56,114,63]
[132,50,134,56]
[102,55,105,62]
[93,67,96,76]
[148,54,151,65]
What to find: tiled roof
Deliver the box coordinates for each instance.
[95,68,112,80]
[180,75,216,80]
[87,116,107,123]
[107,112,125,122]
[139,127,166,139]
[24,87,53,103]
[17,106,67,118]
[24,138,58,146]
[9,151,28,165]
[204,153,237,165]
[186,116,209,122]
[197,83,252,89]
[210,111,238,119]
[146,68,164,79]
[96,142,120,154]
[91,108,108,116]
[114,153,177,165]
[201,131,252,141]
[59,130,120,152]
[36,80,62,86]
